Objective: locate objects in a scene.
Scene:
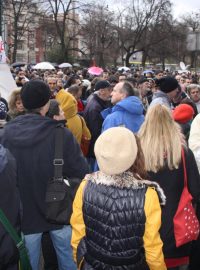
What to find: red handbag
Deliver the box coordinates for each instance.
[80,136,90,156]
[79,116,90,157]
[173,148,200,247]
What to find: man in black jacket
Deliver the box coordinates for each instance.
[0,144,20,270]
[0,80,89,270]
[83,80,111,172]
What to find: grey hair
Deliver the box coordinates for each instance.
[187,84,200,94]
[121,81,135,97]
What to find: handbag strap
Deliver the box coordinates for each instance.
[0,208,22,247]
[181,147,187,188]
[54,124,64,180]
[0,208,32,270]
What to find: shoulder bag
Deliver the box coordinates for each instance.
[45,124,80,225]
[173,148,200,247]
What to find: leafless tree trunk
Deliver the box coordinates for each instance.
[4,0,39,62]
[115,0,172,66]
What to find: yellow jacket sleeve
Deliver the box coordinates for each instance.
[70,180,87,262]
[143,187,167,270]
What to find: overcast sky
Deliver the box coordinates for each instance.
[109,0,200,18]
[172,0,200,17]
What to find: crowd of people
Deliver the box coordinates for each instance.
[0,64,200,270]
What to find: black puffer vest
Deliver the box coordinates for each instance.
[81,179,150,270]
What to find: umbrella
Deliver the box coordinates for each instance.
[11,62,26,68]
[118,66,130,72]
[73,63,80,67]
[143,70,154,75]
[88,66,103,76]
[33,62,55,70]
[59,63,72,68]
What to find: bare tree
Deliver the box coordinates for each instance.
[140,14,174,68]
[40,0,86,62]
[181,11,200,32]
[116,0,172,66]
[81,3,116,67]
[4,0,38,62]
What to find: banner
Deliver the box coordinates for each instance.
[0,36,6,64]
[0,36,17,100]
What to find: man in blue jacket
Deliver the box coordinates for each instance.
[102,81,144,133]
[0,80,89,270]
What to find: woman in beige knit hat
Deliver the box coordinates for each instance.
[71,126,166,270]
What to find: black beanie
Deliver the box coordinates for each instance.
[21,80,51,110]
[95,80,111,91]
[157,76,179,93]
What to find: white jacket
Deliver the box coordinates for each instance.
[189,113,200,173]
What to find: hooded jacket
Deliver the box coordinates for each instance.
[0,113,89,234]
[56,89,91,144]
[149,90,172,109]
[102,96,144,133]
[0,144,20,268]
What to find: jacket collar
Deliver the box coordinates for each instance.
[85,171,166,205]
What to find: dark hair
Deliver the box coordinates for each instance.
[180,97,198,118]
[125,77,137,87]
[121,81,135,97]
[137,77,148,85]
[129,135,148,179]
[64,75,80,88]
[46,100,60,119]
[154,70,163,75]
[108,75,118,84]
[68,85,80,96]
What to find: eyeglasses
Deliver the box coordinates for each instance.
[49,83,56,85]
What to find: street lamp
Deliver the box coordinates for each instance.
[187,31,200,71]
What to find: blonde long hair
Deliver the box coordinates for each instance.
[138,104,186,172]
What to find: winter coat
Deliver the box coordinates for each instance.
[7,110,25,121]
[0,113,89,234]
[101,96,144,133]
[189,114,200,173]
[148,148,200,260]
[0,145,20,269]
[56,89,91,144]
[71,171,167,270]
[149,90,172,109]
[178,121,192,142]
[83,94,111,158]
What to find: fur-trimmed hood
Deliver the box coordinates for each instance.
[85,171,166,205]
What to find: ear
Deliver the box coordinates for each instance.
[53,115,59,121]
[120,91,127,100]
